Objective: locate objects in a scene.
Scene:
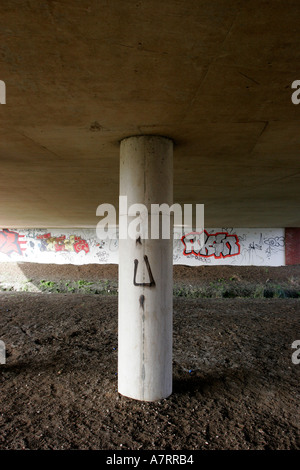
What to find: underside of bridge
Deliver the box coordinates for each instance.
[1,0,300,229]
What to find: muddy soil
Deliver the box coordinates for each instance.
[1,262,300,284]
[0,287,299,450]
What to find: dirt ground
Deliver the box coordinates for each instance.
[0,264,299,450]
[2,261,300,285]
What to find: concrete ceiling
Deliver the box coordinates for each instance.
[1,0,300,228]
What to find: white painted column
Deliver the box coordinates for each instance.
[118,135,173,401]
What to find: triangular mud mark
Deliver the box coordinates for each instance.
[133,255,156,287]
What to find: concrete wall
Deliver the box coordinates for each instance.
[0,228,286,266]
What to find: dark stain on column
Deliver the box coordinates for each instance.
[139,293,146,397]
[139,294,145,310]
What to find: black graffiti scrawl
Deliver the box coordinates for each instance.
[181,230,240,258]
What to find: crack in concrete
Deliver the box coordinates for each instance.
[238,71,260,85]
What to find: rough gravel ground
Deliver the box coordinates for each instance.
[0,285,299,450]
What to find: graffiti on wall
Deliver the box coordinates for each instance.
[237,233,285,264]
[181,230,240,258]
[0,228,285,266]
[36,233,89,254]
[0,229,26,256]
[264,236,285,257]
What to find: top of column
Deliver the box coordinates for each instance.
[120,135,173,209]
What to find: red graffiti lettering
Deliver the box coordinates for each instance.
[0,229,26,256]
[37,233,89,254]
[181,230,240,258]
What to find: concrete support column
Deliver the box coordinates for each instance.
[118,135,173,401]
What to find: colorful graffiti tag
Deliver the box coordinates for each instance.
[181,230,240,258]
[0,229,26,256]
[36,233,89,254]
[0,228,285,266]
